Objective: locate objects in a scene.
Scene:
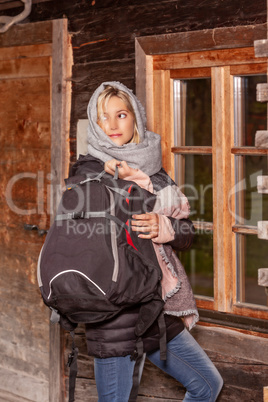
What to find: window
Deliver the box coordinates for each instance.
[174,78,213,298]
[174,71,268,310]
[233,74,268,307]
[136,25,268,322]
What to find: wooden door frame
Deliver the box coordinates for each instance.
[0,19,72,402]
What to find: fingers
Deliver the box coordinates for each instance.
[104,160,137,179]
[131,213,159,239]
[104,159,121,175]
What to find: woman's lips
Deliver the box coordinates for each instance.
[109,134,122,138]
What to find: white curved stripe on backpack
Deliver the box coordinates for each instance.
[47,269,106,299]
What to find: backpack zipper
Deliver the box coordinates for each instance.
[47,269,106,299]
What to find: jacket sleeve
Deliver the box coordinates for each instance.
[124,169,195,251]
[166,217,195,251]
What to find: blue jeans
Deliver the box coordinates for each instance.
[94,328,223,402]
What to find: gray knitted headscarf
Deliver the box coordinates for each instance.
[87,81,162,176]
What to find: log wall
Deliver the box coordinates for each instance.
[1,0,265,162]
[1,1,267,401]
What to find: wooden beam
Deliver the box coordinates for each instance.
[153,47,266,71]
[231,146,268,155]
[49,18,72,402]
[258,221,268,239]
[0,20,52,47]
[212,66,233,312]
[0,56,51,79]
[255,131,268,148]
[232,225,258,235]
[171,146,212,154]
[137,24,267,56]
[257,176,268,193]
[135,39,146,110]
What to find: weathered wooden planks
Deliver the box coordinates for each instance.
[0,42,52,60]
[0,41,52,401]
[64,324,268,402]
[0,20,52,47]
[0,2,267,401]
[0,56,51,79]
[21,0,266,162]
[0,19,71,402]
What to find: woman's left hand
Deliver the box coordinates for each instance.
[131,213,159,239]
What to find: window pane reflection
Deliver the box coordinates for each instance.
[178,230,213,298]
[234,75,267,146]
[235,155,268,225]
[174,78,212,146]
[176,154,213,222]
[236,234,268,306]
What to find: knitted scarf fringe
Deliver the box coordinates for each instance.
[159,245,199,330]
[159,245,178,278]
[163,279,181,301]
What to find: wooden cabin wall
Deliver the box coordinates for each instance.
[1,1,267,401]
[1,0,265,163]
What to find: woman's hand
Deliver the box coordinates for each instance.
[131,213,159,239]
[104,159,137,179]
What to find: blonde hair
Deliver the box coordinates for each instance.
[97,85,140,144]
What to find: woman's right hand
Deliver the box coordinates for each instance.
[104,160,138,179]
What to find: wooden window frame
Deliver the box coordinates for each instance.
[135,24,268,323]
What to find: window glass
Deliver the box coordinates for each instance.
[174,79,212,146]
[234,73,268,308]
[234,75,267,146]
[174,79,213,299]
[236,234,268,306]
[176,154,213,222]
[179,230,214,298]
[235,155,268,225]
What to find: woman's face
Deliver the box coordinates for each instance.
[98,96,135,146]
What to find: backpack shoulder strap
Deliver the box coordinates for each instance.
[67,331,79,402]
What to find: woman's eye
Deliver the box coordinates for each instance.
[118,113,127,119]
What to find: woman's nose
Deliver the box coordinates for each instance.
[109,117,118,130]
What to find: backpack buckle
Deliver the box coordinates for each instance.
[72,211,84,219]
[67,351,75,367]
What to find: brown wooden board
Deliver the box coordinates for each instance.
[14,0,265,163]
[63,325,268,402]
[0,46,52,401]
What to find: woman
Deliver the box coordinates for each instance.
[69,81,223,401]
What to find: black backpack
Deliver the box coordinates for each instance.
[37,168,166,401]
